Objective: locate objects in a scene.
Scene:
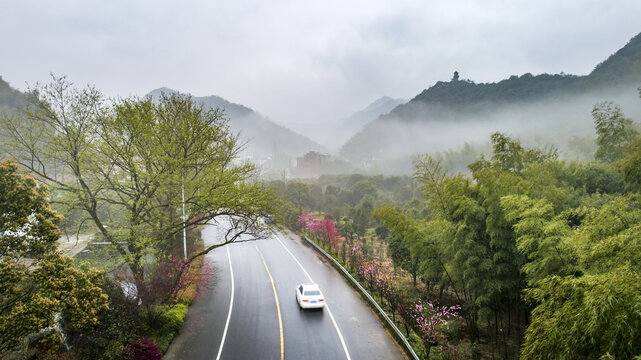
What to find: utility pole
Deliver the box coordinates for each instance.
[182,179,187,260]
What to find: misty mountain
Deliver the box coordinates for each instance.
[0,76,27,112]
[0,80,325,165]
[342,96,405,132]
[284,96,404,151]
[147,88,327,161]
[0,77,28,155]
[340,32,641,168]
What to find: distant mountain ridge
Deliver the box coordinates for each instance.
[0,81,325,165]
[585,31,641,87]
[147,87,254,118]
[281,95,404,151]
[397,32,641,116]
[147,88,327,160]
[340,31,641,165]
[343,96,405,129]
[0,76,27,112]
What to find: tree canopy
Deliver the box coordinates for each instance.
[1,76,277,305]
[0,159,108,356]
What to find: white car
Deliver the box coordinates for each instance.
[295,283,325,310]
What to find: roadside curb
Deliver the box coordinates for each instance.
[58,234,92,258]
[299,235,420,360]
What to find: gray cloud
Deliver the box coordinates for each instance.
[1,0,640,125]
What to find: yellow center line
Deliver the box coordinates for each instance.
[257,246,285,360]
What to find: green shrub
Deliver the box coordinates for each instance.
[408,332,427,359]
[441,318,465,342]
[64,278,144,360]
[152,304,188,353]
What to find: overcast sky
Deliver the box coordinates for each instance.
[1,0,640,125]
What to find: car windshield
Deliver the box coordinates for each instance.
[304,290,321,296]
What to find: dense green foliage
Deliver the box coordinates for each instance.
[593,101,639,163]
[519,192,641,358]
[277,91,641,358]
[59,271,192,360]
[0,160,108,357]
[407,118,641,357]
[1,76,276,307]
[372,206,421,284]
[421,102,641,357]
[267,173,419,236]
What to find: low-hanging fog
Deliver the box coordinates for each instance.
[336,85,641,175]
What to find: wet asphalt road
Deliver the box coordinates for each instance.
[164,225,405,360]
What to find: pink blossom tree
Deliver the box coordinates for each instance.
[297,213,340,251]
[358,259,380,291]
[374,259,403,321]
[317,217,340,250]
[413,299,461,358]
[349,242,364,271]
[296,212,317,232]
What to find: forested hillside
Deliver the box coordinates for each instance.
[147,88,327,167]
[0,76,26,112]
[585,31,641,88]
[0,77,27,153]
[341,32,641,168]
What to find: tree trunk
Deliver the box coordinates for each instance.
[507,298,512,336]
[494,309,499,356]
[130,256,146,303]
[517,302,522,349]
[423,340,433,360]
[499,309,508,359]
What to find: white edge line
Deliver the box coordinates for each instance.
[216,246,235,360]
[324,306,351,360]
[274,233,352,360]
